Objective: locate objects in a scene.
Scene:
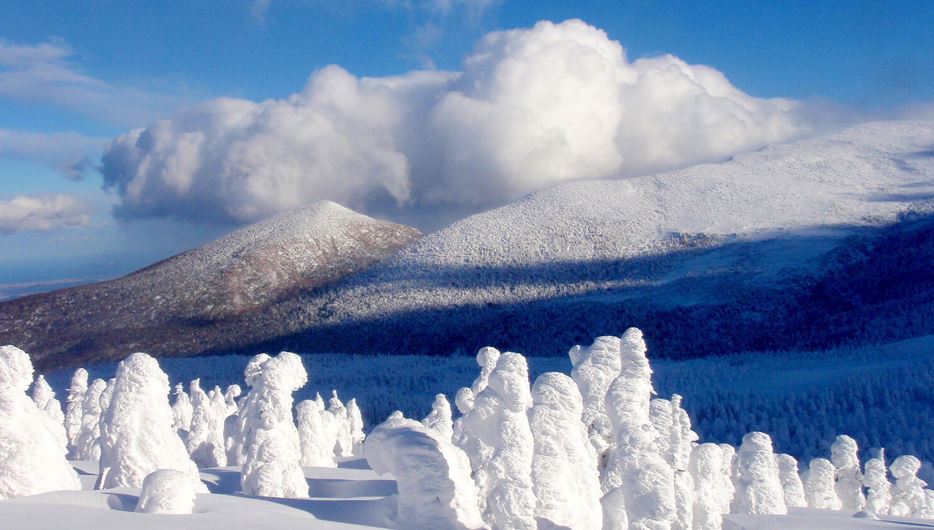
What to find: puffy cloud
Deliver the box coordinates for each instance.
[0,194,92,234]
[101,19,814,225]
[0,129,106,180]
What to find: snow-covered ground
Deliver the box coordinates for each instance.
[1,457,931,529]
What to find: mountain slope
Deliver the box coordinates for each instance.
[247,121,934,357]
[0,201,421,367]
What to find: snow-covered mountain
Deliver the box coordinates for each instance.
[0,201,421,367]
[254,121,934,357]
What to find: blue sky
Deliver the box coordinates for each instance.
[0,0,932,288]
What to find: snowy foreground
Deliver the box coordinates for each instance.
[2,330,934,529]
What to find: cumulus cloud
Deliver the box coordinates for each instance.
[0,129,106,180]
[101,19,815,225]
[0,194,92,234]
[0,39,196,127]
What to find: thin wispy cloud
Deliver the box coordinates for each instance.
[0,129,107,181]
[0,39,198,128]
[0,193,92,234]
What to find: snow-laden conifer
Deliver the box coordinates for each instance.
[775,453,806,508]
[889,455,928,517]
[569,335,621,479]
[862,449,892,518]
[228,353,271,466]
[529,372,602,530]
[187,379,226,467]
[366,415,485,530]
[0,345,80,499]
[831,434,865,513]
[347,398,365,454]
[732,432,786,515]
[689,443,724,530]
[422,393,454,442]
[804,457,842,510]
[64,368,88,457]
[96,352,204,491]
[171,383,193,434]
[329,390,354,458]
[135,469,198,514]
[31,374,67,451]
[74,378,107,461]
[718,444,736,514]
[224,384,242,415]
[296,398,337,467]
[239,351,308,498]
[457,351,536,530]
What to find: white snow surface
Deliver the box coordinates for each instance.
[309,121,934,318]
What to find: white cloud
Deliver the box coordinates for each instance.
[0,39,196,127]
[0,194,92,234]
[0,129,107,180]
[101,19,816,225]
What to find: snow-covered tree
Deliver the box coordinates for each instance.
[366,416,485,530]
[0,345,80,499]
[718,444,736,514]
[862,449,892,518]
[471,346,501,397]
[30,374,67,451]
[804,457,842,510]
[775,453,806,508]
[347,398,365,454]
[889,455,928,517]
[457,351,536,530]
[689,443,724,530]
[187,379,226,467]
[171,383,193,434]
[422,393,454,442]
[239,351,308,498]
[732,432,786,515]
[74,378,107,461]
[831,434,865,513]
[670,395,698,530]
[96,352,204,491]
[135,469,198,514]
[224,384,241,415]
[455,387,475,415]
[529,372,602,530]
[296,398,337,468]
[603,328,676,530]
[328,391,354,458]
[568,335,621,479]
[64,368,88,457]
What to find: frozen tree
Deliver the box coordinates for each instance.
[528,372,602,530]
[457,351,536,530]
[0,345,80,499]
[347,398,365,454]
[96,352,205,491]
[135,469,198,514]
[889,455,928,517]
[689,443,724,530]
[831,434,865,513]
[224,384,242,415]
[296,398,338,467]
[775,454,807,508]
[329,391,354,458]
[862,449,892,518]
[74,378,107,461]
[603,328,676,530]
[471,346,501,396]
[568,335,621,479]
[422,393,454,442]
[171,383,193,434]
[718,444,736,514]
[670,395,697,530]
[99,378,115,420]
[804,457,841,510]
[64,368,88,457]
[366,416,485,530]
[187,379,225,467]
[239,351,308,498]
[732,432,786,515]
[455,387,475,415]
[31,374,67,451]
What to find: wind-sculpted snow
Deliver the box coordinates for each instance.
[775,454,807,508]
[864,450,893,518]
[890,456,930,518]
[96,352,204,491]
[733,432,787,515]
[296,398,337,468]
[64,368,88,457]
[422,393,454,442]
[135,469,198,515]
[366,416,486,530]
[0,345,80,499]
[804,458,842,510]
[0,201,421,367]
[831,434,866,512]
[689,444,726,530]
[569,335,621,471]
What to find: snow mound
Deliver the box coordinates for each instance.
[135,469,197,514]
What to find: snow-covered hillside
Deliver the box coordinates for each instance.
[0,201,421,367]
[257,120,934,358]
